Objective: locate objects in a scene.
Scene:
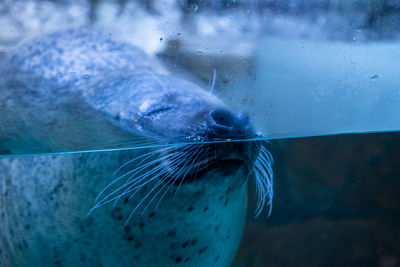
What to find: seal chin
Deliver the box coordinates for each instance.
[196,158,249,186]
[201,158,250,178]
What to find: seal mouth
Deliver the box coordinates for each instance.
[196,157,250,178]
[163,157,250,185]
[163,142,256,183]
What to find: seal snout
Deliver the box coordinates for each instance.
[208,108,255,140]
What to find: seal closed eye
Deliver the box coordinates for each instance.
[0,29,273,267]
[145,105,177,117]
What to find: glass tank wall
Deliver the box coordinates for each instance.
[0,1,400,267]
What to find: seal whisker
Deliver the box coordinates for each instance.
[260,144,274,165]
[110,148,181,189]
[94,147,173,203]
[115,147,183,189]
[138,174,174,215]
[95,150,166,202]
[123,150,192,203]
[93,150,188,209]
[259,147,273,178]
[253,142,274,217]
[109,145,197,206]
[157,147,202,199]
[254,166,273,217]
[112,145,176,177]
[153,147,204,210]
[192,145,210,185]
[123,151,195,224]
[90,149,190,212]
[172,145,204,198]
[181,144,209,188]
[209,68,216,94]
[257,155,272,178]
[121,145,199,190]
[91,167,169,212]
[138,145,204,214]
[138,151,196,216]
[120,147,195,192]
[257,150,273,186]
[254,164,267,217]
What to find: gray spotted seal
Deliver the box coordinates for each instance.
[0,29,273,267]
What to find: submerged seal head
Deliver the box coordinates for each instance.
[88,70,265,200]
[0,30,273,267]
[84,67,271,211]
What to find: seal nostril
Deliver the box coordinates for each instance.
[210,108,235,128]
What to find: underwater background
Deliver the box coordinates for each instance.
[236,132,400,267]
[1,0,400,266]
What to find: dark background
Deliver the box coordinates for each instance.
[236,132,400,267]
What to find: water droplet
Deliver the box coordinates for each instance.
[193,5,198,13]
[370,75,378,80]
[352,37,357,41]
[83,74,89,79]
[159,37,163,42]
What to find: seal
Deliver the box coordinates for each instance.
[0,30,273,267]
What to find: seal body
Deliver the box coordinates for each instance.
[0,149,248,267]
[0,30,268,266]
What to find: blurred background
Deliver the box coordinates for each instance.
[1,0,400,266]
[2,0,400,43]
[238,132,400,267]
